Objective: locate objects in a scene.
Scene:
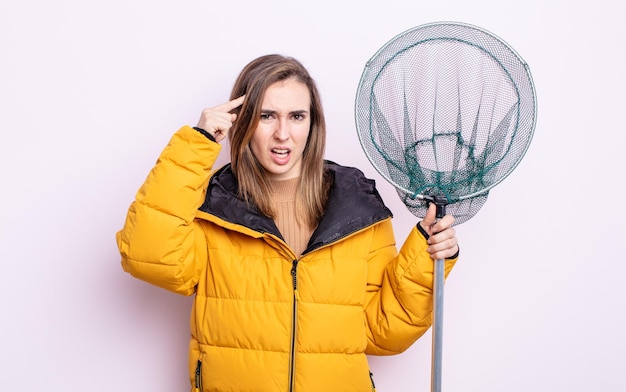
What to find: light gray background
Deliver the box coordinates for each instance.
[1,0,624,391]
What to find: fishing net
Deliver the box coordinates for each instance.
[354,22,537,392]
[355,21,537,225]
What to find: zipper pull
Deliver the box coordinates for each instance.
[290,260,299,289]
[195,360,202,391]
[370,371,377,391]
[291,260,300,301]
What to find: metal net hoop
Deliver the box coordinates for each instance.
[355,22,537,223]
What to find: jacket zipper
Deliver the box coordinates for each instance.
[194,360,202,392]
[288,259,300,392]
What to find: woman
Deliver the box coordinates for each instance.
[116,54,459,391]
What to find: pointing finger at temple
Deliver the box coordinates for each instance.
[213,95,245,113]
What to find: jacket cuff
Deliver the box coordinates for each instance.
[193,126,216,142]
[416,222,430,239]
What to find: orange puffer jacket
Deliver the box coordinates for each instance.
[116,126,457,392]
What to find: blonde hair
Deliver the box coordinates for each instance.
[228,54,329,227]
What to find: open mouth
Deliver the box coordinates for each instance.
[271,148,291,158]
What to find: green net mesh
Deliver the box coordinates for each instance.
[355,22,537,225]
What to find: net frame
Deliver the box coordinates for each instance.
[355,21,537,215]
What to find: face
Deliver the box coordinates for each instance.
[250,78,311,181]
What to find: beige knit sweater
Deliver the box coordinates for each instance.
[269,177,314,258]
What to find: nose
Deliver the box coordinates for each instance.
[273,117,289,141]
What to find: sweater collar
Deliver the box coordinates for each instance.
[269,177,299,202]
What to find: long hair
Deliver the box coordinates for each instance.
[228,54,329,227]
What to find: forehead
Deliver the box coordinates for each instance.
[261,79,310,110]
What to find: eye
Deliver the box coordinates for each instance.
[260,112,275,121]
[291,112,307,121]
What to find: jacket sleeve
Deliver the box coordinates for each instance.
[115,126,221,295]
[363,219,458,355]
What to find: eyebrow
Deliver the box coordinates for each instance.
[261,109,309,115]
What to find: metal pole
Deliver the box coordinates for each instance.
[430,257,445,392]
[431,199,447,392]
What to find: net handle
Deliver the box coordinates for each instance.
[430,199,446,392]
[432,257,445,392]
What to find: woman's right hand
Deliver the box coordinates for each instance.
[196,95,245,143]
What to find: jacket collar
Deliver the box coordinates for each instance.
[198,161,392,253]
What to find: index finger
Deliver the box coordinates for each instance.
[213,95,245,112]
